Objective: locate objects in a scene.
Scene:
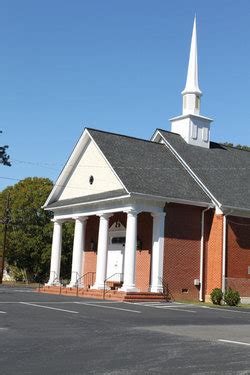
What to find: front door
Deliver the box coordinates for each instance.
[107,228,126,282]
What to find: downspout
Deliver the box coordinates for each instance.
[222,210,233,295]
[199,206,211,302]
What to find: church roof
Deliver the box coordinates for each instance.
[87,128,210,204]
[158,129,250,211]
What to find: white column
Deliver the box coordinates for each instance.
[150,212,166,293]
[67,216,88,288]
[46,219,63,286]
[120,209,138,292]
[92,213,112,290]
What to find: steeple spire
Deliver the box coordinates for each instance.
[170,16,213,149]
[182,16,201,96]
[182,16,202,115]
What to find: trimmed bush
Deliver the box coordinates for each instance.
[224,288,241,306]
[210,288,223,305]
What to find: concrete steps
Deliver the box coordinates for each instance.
[38,286,168,302]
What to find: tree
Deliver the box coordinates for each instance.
[0,130,11,166]
[223,142,250,151]
[0,177,74,283]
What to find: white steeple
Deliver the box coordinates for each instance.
[182,16,201,96]
[182,16,202,115]
[170,16,213,148]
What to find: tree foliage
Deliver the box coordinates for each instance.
[0,130,11,166]
[223,142,250,151]
[0,177,74,282]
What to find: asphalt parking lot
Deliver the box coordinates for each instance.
[0,286,250,374]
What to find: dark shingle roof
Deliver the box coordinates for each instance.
[158,129,250,211]
[88,128,210,204]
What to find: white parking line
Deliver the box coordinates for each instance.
[13,290,34,292]
[218,339,250,347]
[20,302,79,314]
[201,306,250,314]
[75,301,121,304]
[132,302,168,306]
[124,302,197,313]
[0,289,34,293]
[139,303,166,307]
[153,306,197,313]
[0,300,121,304]
[74,302,141,314]
[0,311,6,314]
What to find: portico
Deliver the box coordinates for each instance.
[45,198,166,295]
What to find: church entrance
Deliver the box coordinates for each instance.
[106,221,126,282]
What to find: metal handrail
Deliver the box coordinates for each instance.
[160,277,174,301]
[76,271,96,286]
[103,273,124,300]
[76,271,96,296]
[51,271,63,294]
[52,271,60,285]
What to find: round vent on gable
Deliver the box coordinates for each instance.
[89,175,94,185]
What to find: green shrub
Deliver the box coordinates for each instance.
[224,288,241,306]
[210,288,223,305]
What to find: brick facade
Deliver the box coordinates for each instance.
[204,211,223,299]
[81,206,250,300]
[226,215,250,296]
[136,213,152,292]
[163,203,202,301]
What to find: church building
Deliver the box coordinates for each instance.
[43,18,250,302]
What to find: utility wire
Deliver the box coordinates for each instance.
[9,158,250,171]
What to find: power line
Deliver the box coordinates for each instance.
[9,158,250,171]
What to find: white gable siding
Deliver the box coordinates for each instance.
[59,140,123,200]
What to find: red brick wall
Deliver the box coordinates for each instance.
[82,215,99,285]
[163,203,202,301]
[226,215,250,296]
[204,212,223,298]
[136,213,152,292]
[78,206,245,300]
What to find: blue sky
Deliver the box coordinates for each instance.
[1,0,250,190]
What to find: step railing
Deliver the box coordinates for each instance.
[52,271,59,285]
[76,272,96,296]
[103,273,124,300]
[160,277,174,301]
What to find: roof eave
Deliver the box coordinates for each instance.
[44,193,132,211]
[221,204,250,217]
[130,192,213,208]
